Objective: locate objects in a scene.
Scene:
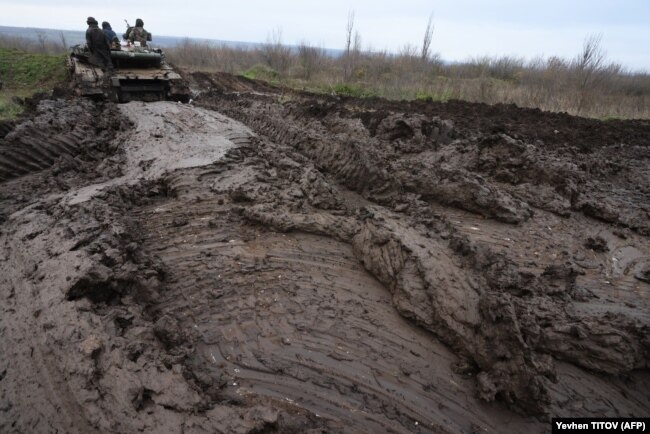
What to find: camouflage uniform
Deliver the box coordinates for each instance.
[127,18,150,46]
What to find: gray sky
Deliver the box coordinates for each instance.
[1,0,649,70]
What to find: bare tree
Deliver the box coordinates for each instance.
[345,10,355,56]
[35,30,47,53]
[574,33,608,112]
[400,43,419,58]
[343,10,360,80]
[421,13,434,62]
[262,27,292,73]
[298,40,325,79]
[353,31,362,54]
[576,33,607,90]
[59,31,68,51]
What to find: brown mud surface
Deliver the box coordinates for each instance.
[0,73,648,433]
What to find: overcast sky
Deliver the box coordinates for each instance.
[1,0,649,70]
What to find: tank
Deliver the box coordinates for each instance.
[68,44,190,103]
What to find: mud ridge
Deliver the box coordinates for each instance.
[193,73,649,416]
[0,99,123,183]
[196,77,649,234]
[1,83,649,433]
[0,120,16,140]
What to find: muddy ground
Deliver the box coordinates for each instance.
[0,74,648,433]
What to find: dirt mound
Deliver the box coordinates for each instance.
[0,99,123,183]
[355,98,650,152]
[196,76,650,414]
[0,120,16,139]
[0,79,648,433]
[187,71,280,95]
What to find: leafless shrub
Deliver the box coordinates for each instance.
[572,33,609,112]
[166,35,649,118]
[5,24,648,119]
[262,27,292,73]
[166,39,260,73]
[0,34,66,54]
[297,41,325,79]
[59,32,68,51]
[489,56,525,81]
[574,34,607,89]
[399,43,418,58]
[36,30,47,52]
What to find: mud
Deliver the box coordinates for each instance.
[0,74,648,433]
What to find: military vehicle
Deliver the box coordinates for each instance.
[68,43,189,103]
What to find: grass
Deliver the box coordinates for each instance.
[241,64,280,84]
[415,89,454,103]
[165,40,650,120]
[0,48,68,119]
[330,83,377,98]
[2,33,648,119]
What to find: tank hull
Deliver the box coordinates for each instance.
[68,46,189,103]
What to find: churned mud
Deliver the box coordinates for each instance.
[0,74,648,433]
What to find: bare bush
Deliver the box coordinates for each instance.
[166,39,260,73]
[59,32,68,51]
[0,34,66,54]
[297,41,325,79]
[262,27,292,73]
[166,35,650,119]
[575,34,607,89]
[36,30,47,52]
[573,33,609,113]
[4,24,648,119]
[489,56,525,81]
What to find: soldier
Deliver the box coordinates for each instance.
[85,17,113,72]
[102,21,120,49]
[125,18,151,47]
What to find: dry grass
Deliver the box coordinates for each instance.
[2,31,648,119]
[165,39,650,119]
[0,33,68,55]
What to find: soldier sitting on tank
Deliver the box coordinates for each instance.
[125,18,151,47]
[102,21,120,50]
[86,17,113,72]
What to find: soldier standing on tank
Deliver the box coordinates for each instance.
[125,18,150,47]
[86,17,113,72]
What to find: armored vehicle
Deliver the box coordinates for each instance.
[68,44,189,103]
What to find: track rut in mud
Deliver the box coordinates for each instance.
[0,76,648,433]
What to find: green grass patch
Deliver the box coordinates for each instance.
[240,64,280,84]
[415,89,453,103]
[330,83,377,98]
[0,93,24,120]
[0,48,67,119]
[0,48,67,89]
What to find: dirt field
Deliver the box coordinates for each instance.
[0,74,648,433]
